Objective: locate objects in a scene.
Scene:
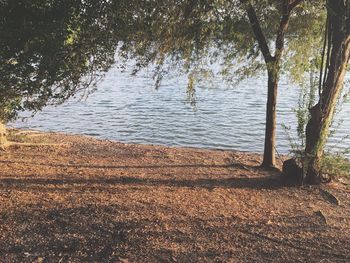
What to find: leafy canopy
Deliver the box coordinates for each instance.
[119,0,326,86]
[0,0,133,121]
[0,0,326,122]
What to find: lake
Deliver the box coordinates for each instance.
[13,65,350,156]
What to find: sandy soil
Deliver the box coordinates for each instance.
[0,129,349,262]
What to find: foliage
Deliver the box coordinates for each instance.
[285,40,350,181]
[120,0,326,87]
[0,0,327,123]
[284,60,350,170]
[0,0,129,122]
[321,153,350,178]
[282,66,319,161]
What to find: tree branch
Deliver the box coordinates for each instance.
[275,0,304,62]
[289,0,304,11]
[275,1,291,61]
[239,0,274,63]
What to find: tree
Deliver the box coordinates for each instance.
[1,0,326,168]
[239,0,305,167]
[122,0,324,168]
[304,0,350,184]
[0,0,127,147]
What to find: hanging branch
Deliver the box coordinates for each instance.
[239,0,274,63]
[322,13,333,92]
[318,13,329,101]
[289,0,304,10]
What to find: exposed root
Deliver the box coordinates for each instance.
[320,188,340,206]
[314,210,328,225]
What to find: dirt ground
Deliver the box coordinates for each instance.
[0,129,349,262]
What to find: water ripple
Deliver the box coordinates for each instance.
[13,66,350,157]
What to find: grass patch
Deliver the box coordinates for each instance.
[322,154,350,178]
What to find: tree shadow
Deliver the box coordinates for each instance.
[0,174,284,190]
[0,204,151,262]
[0,155,287,190]
[1,204,349,262]
[0,159,252,170]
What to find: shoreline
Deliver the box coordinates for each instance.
[8,124,277,155]
[0,129,349,262]
[6,126,271,160]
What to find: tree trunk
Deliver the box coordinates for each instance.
[0,122,7,149]
[304,0,350,184]
[262,69,278,168]
[241,0,300,168]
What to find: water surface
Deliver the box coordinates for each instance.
[14,66,350,156]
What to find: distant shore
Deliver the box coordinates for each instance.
[0,129,349,262]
